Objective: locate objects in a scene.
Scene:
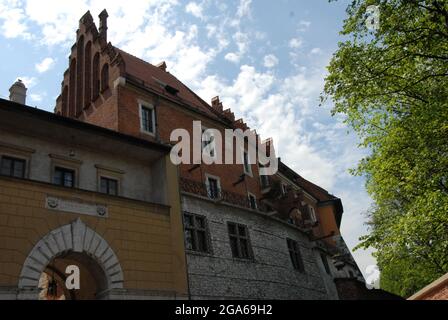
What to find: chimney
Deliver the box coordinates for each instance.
[9,79,27,105]
[99,9,109,42]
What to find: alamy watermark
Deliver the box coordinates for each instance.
[65,265,80,290]
[169,121,278,175]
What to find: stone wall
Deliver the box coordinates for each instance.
[182,194,339,300]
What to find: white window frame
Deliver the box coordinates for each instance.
[205,173,221,200]
[139,101,156,136]
[247,192,257,210]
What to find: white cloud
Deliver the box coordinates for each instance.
[29,93,44,102]
[263,54,278,68]
[298,20,311,32]
[196,64,336,190]
[35,57,55,73]
[224,52,240,64]
[310,47,322,55]
[0,1,31,39]
[233,31,249,54]
[236,0,252,18]
[289,38,302,49]
[16,76,37,88]
[0,0,180,47]
[185,2,203,19]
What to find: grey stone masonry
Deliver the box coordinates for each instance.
[182,195,339,300]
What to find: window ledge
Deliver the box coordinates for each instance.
[186,250,214,258]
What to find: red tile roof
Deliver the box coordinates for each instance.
[116,48,223,122]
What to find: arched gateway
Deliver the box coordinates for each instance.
[18,218,123,300]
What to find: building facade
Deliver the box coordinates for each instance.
[0,98,188,299]
[0,9,364,300]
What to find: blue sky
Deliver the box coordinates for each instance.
[0,0,377,280]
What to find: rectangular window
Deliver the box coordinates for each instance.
[0,156,25,178]
[228,222,252,259]
[183,213,210,253]
[287,239,305,272]
[100,177,118,196]
[53,167,75,188]
[248,193,257,210]
[140,105,155,134]
[206,176,221,199]
[243,151,252,175]
[321,253,331,275]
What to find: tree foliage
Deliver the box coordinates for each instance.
[323,0,448,297]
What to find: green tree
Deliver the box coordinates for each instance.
[323,0,448,297]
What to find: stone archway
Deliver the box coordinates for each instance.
[18,218,123,300]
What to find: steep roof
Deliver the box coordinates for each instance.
[114,44,344,224]
[116,48,223,122]
[279,161,344,227]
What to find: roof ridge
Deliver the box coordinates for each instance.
[114,47,158,69]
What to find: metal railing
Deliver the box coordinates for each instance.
[180,177,261,211]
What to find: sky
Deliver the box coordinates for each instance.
[0,0,378,281]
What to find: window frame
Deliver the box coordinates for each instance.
[95,164,124,197]
[287,238,305,273]
[0,142,35,179]
[205,174,221,200]
[227,222,253,260]
[183,212,212,254]
[0,155,26,179]
[49,154,82,189]
[139,101,156,136]
[99,176,119,196]
[53,166,76,188]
